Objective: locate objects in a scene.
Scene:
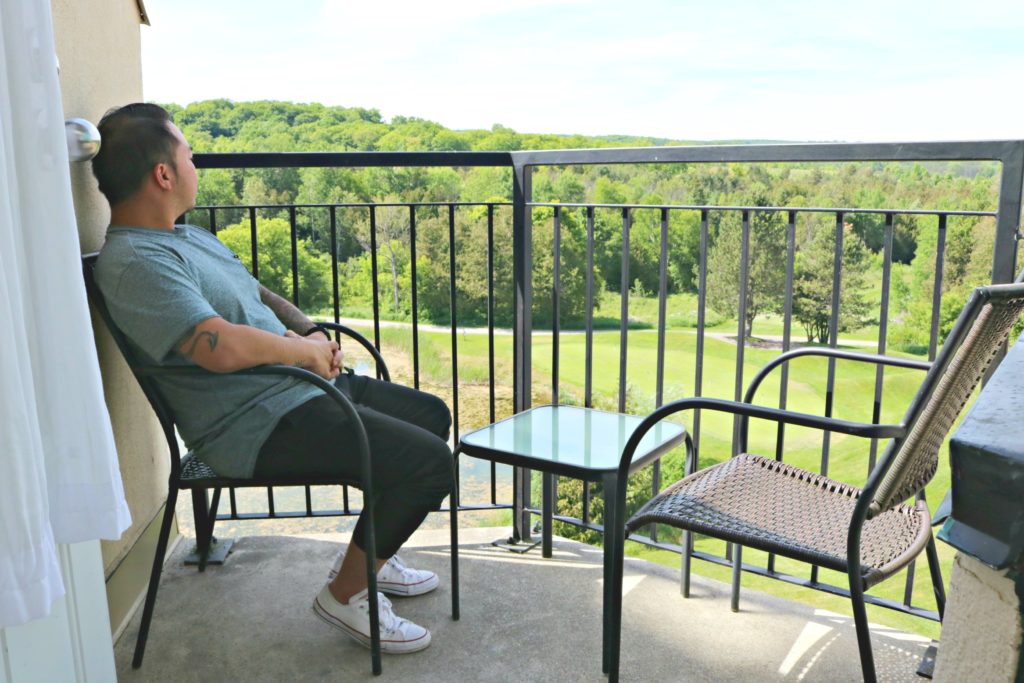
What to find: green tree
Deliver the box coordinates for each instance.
[365,203,414,316]
[704,203,787,338]
[591,177,630,292]
[889,215,995,351]
[792,220,872,343]
[458,205,515,325]
[336,243,411,319]
[195,169,239,208]
[666,210,702,293]
[530,206,596,326]
[471,124,522,151]
[217,217,333,313]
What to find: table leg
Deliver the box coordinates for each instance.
[514,466,534,543]
[542,472,554,558]
[606,473,627,683]
[601,473,618,675]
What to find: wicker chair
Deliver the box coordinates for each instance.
[83,253,397,676]
[607,280,1024,683]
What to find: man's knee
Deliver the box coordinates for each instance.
[424,393,452,439]
[418,438,454,499]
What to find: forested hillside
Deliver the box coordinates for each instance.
[170,99,1002,350]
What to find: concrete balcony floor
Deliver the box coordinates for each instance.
[113,526,931,682]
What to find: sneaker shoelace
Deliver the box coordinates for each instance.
[386,554,409,574]
[358,592,407,635]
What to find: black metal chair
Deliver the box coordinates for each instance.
[83,253,398,675]
[608,279,1024,683]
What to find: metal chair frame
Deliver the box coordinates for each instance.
[84,254,396,675]
[607,280,1024,683]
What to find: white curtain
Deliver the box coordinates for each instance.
[0,0,130,627]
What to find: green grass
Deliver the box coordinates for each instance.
[584,288,888,344]
[591,291,726,330]
[326,287,887,345]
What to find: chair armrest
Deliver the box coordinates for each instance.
[743,347,931,405]
[316,322,391,382]
[617,396,906,475]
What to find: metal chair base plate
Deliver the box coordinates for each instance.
[490,535,542,554]
[184,537,235,566]
[916,641,938,679]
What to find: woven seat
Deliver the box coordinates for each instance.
[627,453,931,587]
[605,278,1024,683]
[179,453,219,483]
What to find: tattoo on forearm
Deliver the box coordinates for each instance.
[260,284,316,333]
[179,329,219,359]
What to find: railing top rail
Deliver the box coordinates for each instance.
[194,151,513,170]
[192,141,1024,172]
[195,201,514,210]
[511,140,1024,166]
[527,202,997,217]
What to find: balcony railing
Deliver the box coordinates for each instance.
[186,140,1024,627]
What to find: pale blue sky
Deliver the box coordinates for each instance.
[141,0,1024,142]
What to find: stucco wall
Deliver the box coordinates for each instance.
[933,553,1022,683]
[50,0,170,577]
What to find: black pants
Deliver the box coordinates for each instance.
[254,371,453,558]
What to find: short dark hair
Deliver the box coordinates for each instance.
[91,103,178,207]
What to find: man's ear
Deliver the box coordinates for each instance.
[152,162,174,190]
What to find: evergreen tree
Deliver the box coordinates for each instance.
[792,219,872,343]
[703,192,787,338]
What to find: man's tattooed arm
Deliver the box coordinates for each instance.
[259,285,321,336]
[177,325,219,360]
[169,315,337,378]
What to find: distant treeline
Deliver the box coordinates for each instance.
[170,99,1001,347]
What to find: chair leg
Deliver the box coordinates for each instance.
[197,488,221,572]
[681,434,697,599]
[132,485,179,669]
[208,487,222,529]
[849,573,878,683]
[450,449,460,621]
[925,535,947,619]
[362,505,382,676]
[680,529,692,598]
[730,543,742,612]
[191,488,212,572]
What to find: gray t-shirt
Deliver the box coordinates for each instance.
[94,224,321,478]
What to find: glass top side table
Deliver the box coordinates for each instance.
[459,404,685,479]
[452,404,686,678]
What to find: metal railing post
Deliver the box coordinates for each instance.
[992,141,1024,285]
[512,162,533,541]
[985,140,1024,382]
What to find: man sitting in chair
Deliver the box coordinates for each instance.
[91,103,451,654]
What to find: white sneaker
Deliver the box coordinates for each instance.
[312,585,431,654]
[328,551,440,597]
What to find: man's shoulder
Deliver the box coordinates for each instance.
[96,231,158,279]
[95,227,195,294]
[99,226,172,256]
